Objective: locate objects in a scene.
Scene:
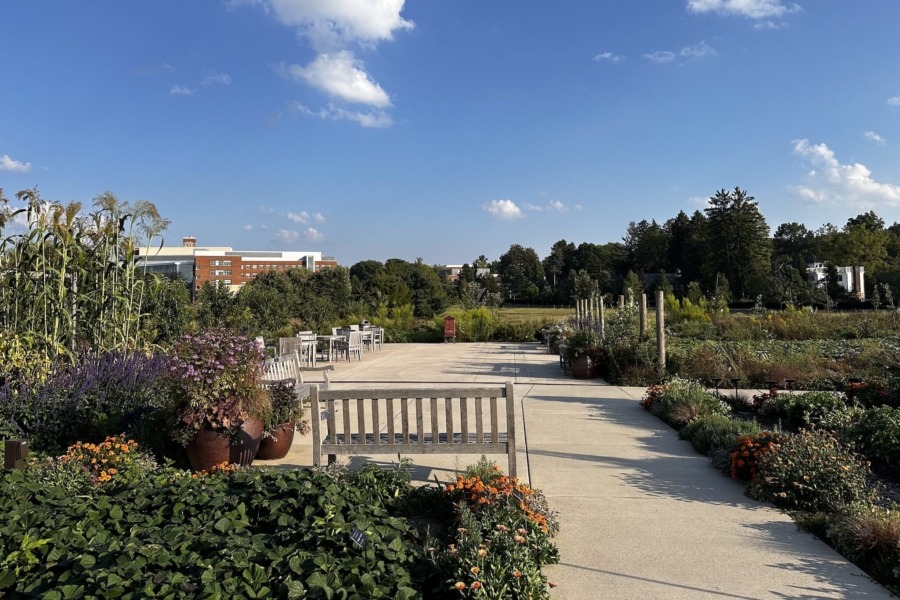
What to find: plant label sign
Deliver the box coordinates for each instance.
[350,528,367,548]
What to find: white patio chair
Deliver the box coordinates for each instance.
[334,331,362,362]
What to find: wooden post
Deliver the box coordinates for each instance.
[640,293,647,336]
[618,295,625,308]
[656,290,666,373]
[599,297,605,338]
[4,439,28,471]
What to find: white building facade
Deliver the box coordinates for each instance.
[806,262,865,299]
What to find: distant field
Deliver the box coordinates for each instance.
[496,307,574,324]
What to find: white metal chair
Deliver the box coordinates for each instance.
[371,327,384,350]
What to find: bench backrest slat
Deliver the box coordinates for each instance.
[401,399,410,444]
[327,399,336,444]
[475,397,484,445]
[430,398,439,443]
[490,397,499,444]
[357,398,365,445]
[445,399,453,444]
[415,398,424,445]
[386,398,395,444]
[342,399,351,444]
[460,398,468,443]
[372,398,380,445]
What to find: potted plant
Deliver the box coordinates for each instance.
[564,330,604,379]
[547,321,571,355]
[257,380,311,460]
[168,329,271,471]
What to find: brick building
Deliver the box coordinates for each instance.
[138,237,337,295]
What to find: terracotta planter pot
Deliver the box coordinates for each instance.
[230,418,264,466]
[257,422,296,460]
[186,429,231,472]
[571,355,595,379]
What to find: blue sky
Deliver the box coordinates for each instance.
[2,0,900,266]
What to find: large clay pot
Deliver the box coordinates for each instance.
[186,429,231,472]
[256,422,296,460]
[571,355,595,379]
[230,418,264,466]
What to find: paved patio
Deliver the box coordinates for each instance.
[267,342,894,599]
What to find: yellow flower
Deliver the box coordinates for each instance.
[454,582,466,590]
[470,567,480,575]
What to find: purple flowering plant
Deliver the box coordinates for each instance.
[168,329,266,445]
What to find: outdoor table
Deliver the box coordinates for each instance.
[317,335,346,361]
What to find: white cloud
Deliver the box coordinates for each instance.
[686,0,801,19]
[887,96,900,107]
[201,71,232,86]
[243,224,269,231]
[523,203,543,211]
[687,196,709,206]
[276,52,391,107]
[275,229,301,243]
[287,101,393,128]
[482,199,524,220]
[644,51,675,63]
[304,227,325,242]
[593,52,624,63]
[170,85,195,96]
[753,20,780,29]
[548,200,567,212]
[574,204,583,210]
[681,41,716,58]
[287,211,310,225]
[0,154,32,172]
[265,0,413,52]
[313,212,325,223]
[863,131,886,145]
[792,139,900,208]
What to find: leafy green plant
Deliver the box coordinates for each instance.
[823,405,900,465]
[563,330,603,361]
[749,429,871,512]
[264,380,307,430]
[678,415,761,456]
[758,390,847,428]
[641,377,730,426]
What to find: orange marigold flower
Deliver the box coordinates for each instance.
[470,567,480,575]
[478,549,487,557]
[513,570,522,578]
[471,582,482,590]
[454,582,466,590]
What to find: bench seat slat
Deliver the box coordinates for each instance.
[317,387,507,401]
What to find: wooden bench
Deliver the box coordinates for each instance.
[310,383,517,478]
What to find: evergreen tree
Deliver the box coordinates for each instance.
[704,187,771,300]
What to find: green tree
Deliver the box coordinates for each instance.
[704,187,771,300]
[622,271,643,304]
[773,222,817,269]
[497,244,545,301]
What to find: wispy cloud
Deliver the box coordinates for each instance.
[304,227,325,242]
[863,131,886,145]
[574,204,583,210]
[686,0,801,19]
[523,203,543,212]
[547,200,567,212]
[287,211,311,225]
[887,96,900,108]
[792,139,900,208]
[243,224,269,231]
[0,154,32,172]
[680,41,716,58]
[593,52,624,63]
[275,229,301,243]
[200,71,232,86]
[137,63,175,76]
[644,51,675,63]
[687,196,709,207]
[313,212,326,223]
[287,101,393,128]
[483,199,524,220]
[170,85,195,96]
[753,20,780,29]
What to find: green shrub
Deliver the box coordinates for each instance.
[826,503,900,591]
[758,391,847,428]
[642,378,730,426]
[678,415,761,456]
[0,466,424,597]
[749,429,871,512]
[823,405,900,466]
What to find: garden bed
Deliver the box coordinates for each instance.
[0,452,559,599]
[640,378,900,595]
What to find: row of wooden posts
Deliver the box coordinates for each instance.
[573,290,666,371]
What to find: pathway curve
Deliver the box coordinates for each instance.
[276,342,894,599]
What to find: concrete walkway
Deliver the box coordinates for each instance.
[268,342,894,599]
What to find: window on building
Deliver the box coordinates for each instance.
[210,260,232,266]
[211,270,232,276]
